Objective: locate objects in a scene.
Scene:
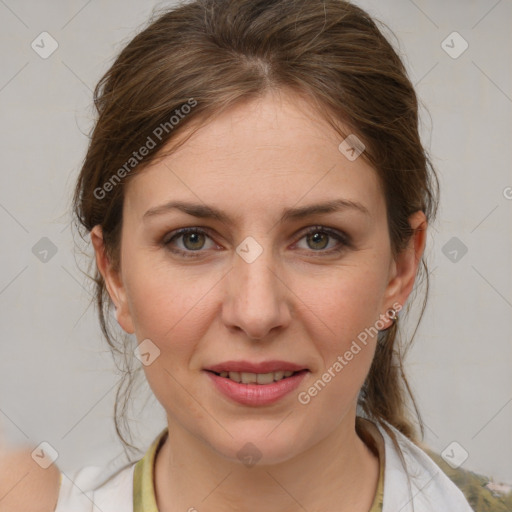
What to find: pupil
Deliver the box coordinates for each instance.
[309,232,327,250]
[185,233,204,250]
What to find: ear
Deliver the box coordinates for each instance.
[90,225,135,334]
[380,210,428,327]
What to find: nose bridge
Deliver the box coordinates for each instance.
[223,234,289,339]
[237,239,277,299]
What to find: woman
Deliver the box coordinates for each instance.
[1,0,475,510]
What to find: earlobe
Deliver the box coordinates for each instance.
[90,225,135,334]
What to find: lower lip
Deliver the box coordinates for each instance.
[204,370,309,406]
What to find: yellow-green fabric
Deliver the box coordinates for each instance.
[133,428,167,512]
[357,416,385,512]
[133,417,385,512]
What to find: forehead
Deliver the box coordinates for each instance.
[124,90,385,225]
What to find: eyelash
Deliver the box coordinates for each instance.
[162,226,351,259]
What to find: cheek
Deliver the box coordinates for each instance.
[294,265,385,404]
[124,253,216,344]
[300,264,386,345]
[124,258,216,419]
[297,280,379,417]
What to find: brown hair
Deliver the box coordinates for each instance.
[72,0,439,460]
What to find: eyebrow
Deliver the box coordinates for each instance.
[143,198,370,225]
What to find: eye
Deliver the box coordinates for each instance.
[163,225,350,258]
[294,226,349,255]
[163,227,216,257]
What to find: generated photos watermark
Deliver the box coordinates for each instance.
[297,302,402,405]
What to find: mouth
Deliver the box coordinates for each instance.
[205,369,308,384]
[204,367,309,405]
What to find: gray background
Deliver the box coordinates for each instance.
[0,0,511,486]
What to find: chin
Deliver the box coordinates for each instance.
[204,427,305,467]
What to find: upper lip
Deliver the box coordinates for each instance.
[205,360,309,374]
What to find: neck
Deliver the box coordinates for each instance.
[154,412,379,512]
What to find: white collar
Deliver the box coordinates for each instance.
[376,419,474,511]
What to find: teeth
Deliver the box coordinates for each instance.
[256,372,274,384]
[217,370,297,384]
[241,372,257,384]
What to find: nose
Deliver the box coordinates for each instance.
[221,242,292,341]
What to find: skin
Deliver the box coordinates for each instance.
[0,440,60,512]
[91,88,427,512]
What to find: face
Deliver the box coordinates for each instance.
[92,89,425,465]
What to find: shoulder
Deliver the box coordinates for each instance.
[374,420,475,512]
[0,448,61,512]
